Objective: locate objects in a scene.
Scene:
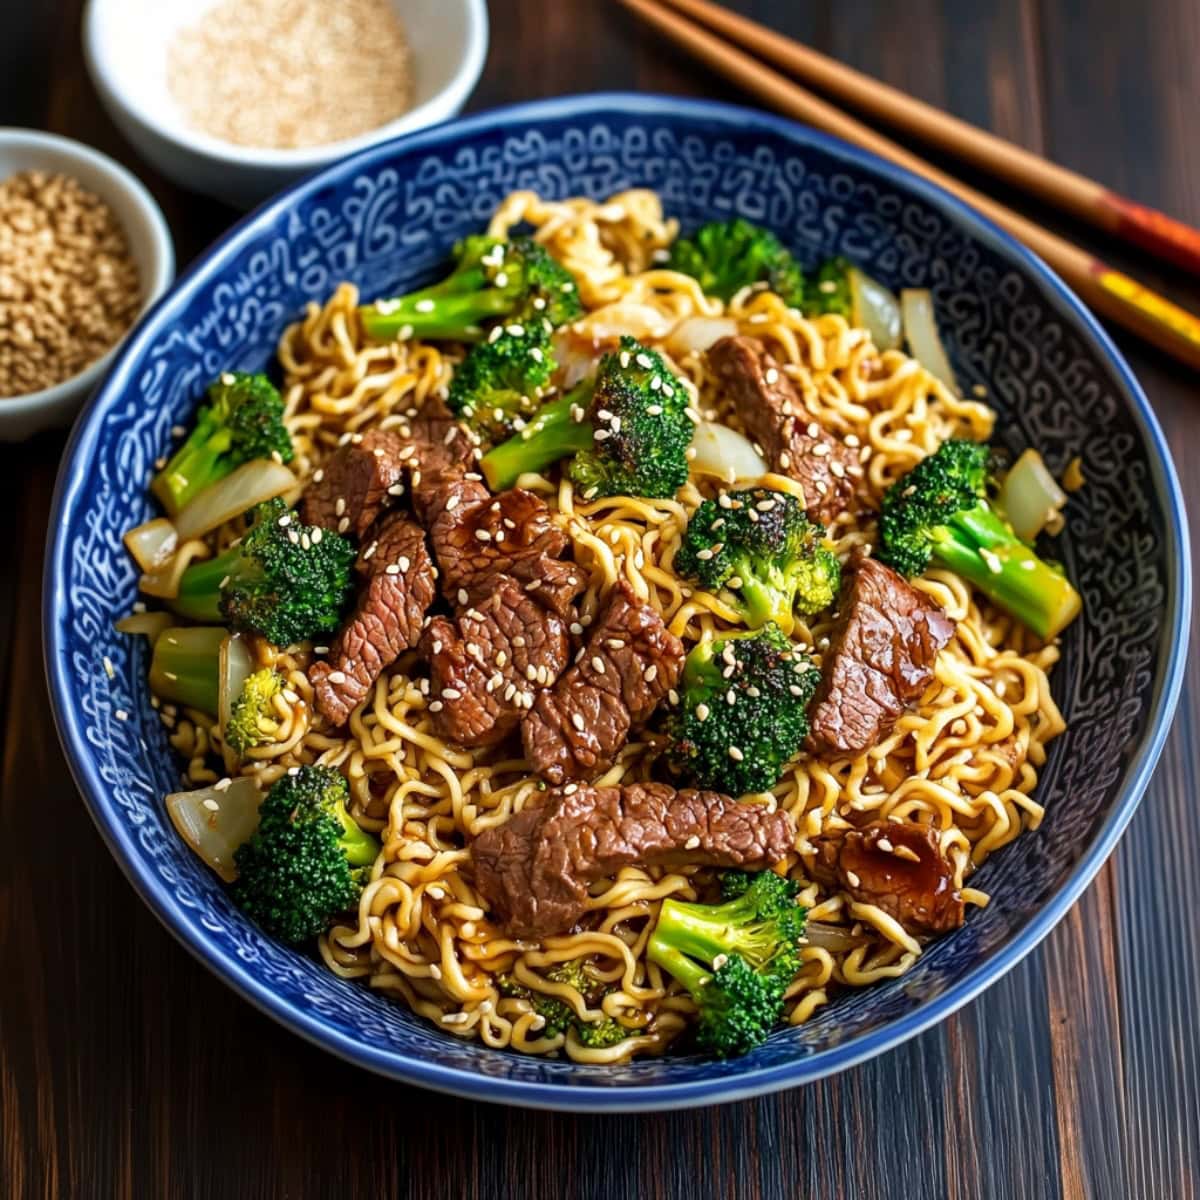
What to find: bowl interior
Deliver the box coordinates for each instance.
[46,96,1185,1108]
[88,0,480,159]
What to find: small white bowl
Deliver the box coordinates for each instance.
[0,129,174,441]
[83,0,490,209]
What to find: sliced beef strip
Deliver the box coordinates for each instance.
[809,822,964,934]
[522,580,685,785]
[406,403,478,526]
[473,781,797,938]
[429,484,571,598]
[420,574,573,748]
[309,512,436,726]
[300,428,408,538]
[707,335,858,525]
[809,554,955,756]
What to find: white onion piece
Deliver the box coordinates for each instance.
[218,633,256,737]
[1000,448,1068,542]
[848,268,902,351]
[166,776,263,883]
[803,921,866,953]
[174,459,297,542]
[114,611,173,645]
[551,331,604,389]
[123,517,178,573]
[569,301,675,345]
[901,289,958,393]
[689,421,768,482]
[666,315,739,358]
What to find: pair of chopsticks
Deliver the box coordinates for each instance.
[617,0,1200,373]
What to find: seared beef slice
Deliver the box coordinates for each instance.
[421,575,573,748]
[310,513,436,725]
[809,555,955,755]
[708,335,857,525]
[301,428,408,537]
[522,581,684,784]
[472,782,797,937]
[810,822,964,934]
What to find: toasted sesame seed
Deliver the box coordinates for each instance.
[102,656,115,678]
[591,656,606,674]
[695,703,710,721]
[385,563,401,576]
[635,353,653,369]
[337,517,350,533]
[327,670,347,684]
[202,797,220,812]
[846,870,861,888]
[474,529,492,542]
[643,665,658,683]
[646,404,663,416]
[314,645,330,655]
[569,622,583,635]
[512,635,526,647]
[442,687,463,700]
[764,367,779,384]
[728,746,744,761]
[571,713,586,731]
[428,699,444,713]
[213,777,233,792]
[684,835,701,850]
[668,689,679,705]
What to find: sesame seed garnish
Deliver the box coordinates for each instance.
[102,656,115,678]
[764,367,779,384]
[512,635,526,647]
[684,835,701,850]
[695,703,710,722]
[114,709,128,721]
[668,689,679,705]
[571,713,586,731]
[807,422,820,438]
[812,443,830,457]
[726,689,737,705]
[619,351,631,368]
[643,665,658,682]
[591,656,606,674]
[728,746,744,761]
[385,564,400,576]
[428,700,444,712]
[442,687,462,700]
[712,953,729,969]
[474,529,492,542]
[646,404,663,416]
[845,870,862,888]
[202,798,220,812]
[327,670,347,684]
[830,461,846,478]
[213,777,233,792]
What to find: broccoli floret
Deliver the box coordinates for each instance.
[480,336,692,498]
[676,487,840,635]
[147,625,227,715]
[668,624,820,796]
[225,667,285,755]
[804,257,854,318]
[648,870,805,1057]
[360,236,582,343]
[230,765,379,945]
[447,320,555,443]
[878,439,1082,640]
[497,959,630,1047]
[666,217,806,308]
[152,372,292,516]
[171,498,355,646]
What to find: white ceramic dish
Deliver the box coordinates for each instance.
[83,0,490,209]
[0,128,174,441]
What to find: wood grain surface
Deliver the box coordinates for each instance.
[2,3,1197,1198]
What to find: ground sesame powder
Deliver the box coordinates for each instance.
[168,0,415,150]
[0,171,140,397]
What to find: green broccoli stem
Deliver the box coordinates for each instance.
[933,504,1081,640]
[151,417,234,515]
[480,382,596,491]
[650,899,743,967]
[334,804,381,867]
[169,544,255,624]
[360,285,516,342]
[647,930,714,995]
[148,626,226,715]
[732,558,796,635]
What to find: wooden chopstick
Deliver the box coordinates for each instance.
[657,0,1200,279]
[617,0,1200,372]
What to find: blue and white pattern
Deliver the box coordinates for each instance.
[44,95,1189,1111]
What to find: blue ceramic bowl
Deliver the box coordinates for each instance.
[45,95,1189,1111]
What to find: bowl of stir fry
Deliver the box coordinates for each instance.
[44,94,1188,1110]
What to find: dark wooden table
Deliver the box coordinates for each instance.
[3,3,1198,1197]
